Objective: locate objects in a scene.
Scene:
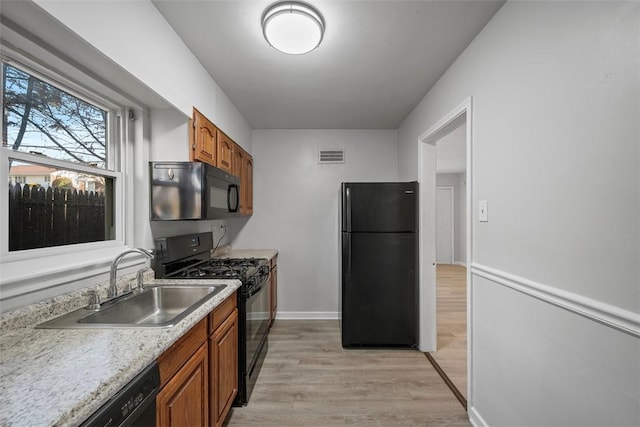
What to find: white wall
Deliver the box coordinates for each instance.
[399,1,639,425]
[149,108,192,163]
[473,274,639,426]
[436,173,466,265]
[229,129,398,317]
[436,122,466,174]
[32,0,252,152]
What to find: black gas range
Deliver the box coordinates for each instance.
[153,232,270,406]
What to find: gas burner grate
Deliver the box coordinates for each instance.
[175,258,268,280]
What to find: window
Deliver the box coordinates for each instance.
[2,59,119,252]
[3,63,108,167]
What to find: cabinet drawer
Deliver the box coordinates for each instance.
[158,318,207,388]
[209,292,237,334]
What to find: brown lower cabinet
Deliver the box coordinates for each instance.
[156,292,238,427]
[209,294,239,427]
[157,343,209,427]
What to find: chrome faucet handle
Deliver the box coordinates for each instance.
[87,291,101,310]
[124,279,135,293]
[136,268,147,291]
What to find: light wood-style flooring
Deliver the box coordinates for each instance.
[431,264,467,401]
[226,320,470,427]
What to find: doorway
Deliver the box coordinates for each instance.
[418,97,472,410]
[436,186,454,264]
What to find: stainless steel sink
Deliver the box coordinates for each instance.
[36,285,227,329]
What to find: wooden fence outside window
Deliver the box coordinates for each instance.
[8,183,106,251]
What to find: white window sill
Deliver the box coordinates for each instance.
[0,244,151,307]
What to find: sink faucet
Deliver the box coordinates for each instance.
[109,248,154,298]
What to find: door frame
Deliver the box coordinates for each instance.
[417,96,473,409]
[436,186,455,265]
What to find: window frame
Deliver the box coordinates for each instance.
[0,46,136,302]
[1,149,125,258]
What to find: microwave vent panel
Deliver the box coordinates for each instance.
[318,149,345,164]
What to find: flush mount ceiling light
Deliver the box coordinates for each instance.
[262,1,325,55]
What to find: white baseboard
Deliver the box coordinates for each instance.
[276,311,339,320]
[454,261,467,267]
[471,263,640,338]
[468,406,489,427]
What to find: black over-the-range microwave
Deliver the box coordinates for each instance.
[149,161,240,220]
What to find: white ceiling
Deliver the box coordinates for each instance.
[153,0,504,129]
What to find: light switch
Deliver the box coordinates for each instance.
[479,200,488,222]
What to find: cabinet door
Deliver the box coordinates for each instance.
[243,155,253,215]
[216,130,234,173]
[232,145,245,213]
[210,309,239,427]
[231,143,244,178]
[157,344,209,427]
[192,108,217,165]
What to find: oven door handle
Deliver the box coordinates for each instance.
[247,279,267,298]
[248,286,261,298]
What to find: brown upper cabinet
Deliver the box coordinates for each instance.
[191,107,253,216]
[232,144,253,216]
[191,108,217,165]
[216,130,234,174]
[243,155,253,216]
[231,143,244,178]
[232,146,246,213]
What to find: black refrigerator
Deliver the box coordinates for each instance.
[340,181,418,348]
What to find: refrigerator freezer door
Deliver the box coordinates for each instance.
[342,182,418,233]
[341,232,418,347]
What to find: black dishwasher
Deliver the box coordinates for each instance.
[80,362,160,427]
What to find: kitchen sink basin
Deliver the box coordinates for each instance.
[36,285,227,329]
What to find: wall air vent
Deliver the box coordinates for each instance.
[318,148,345,164]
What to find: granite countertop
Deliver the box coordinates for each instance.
[0,278,241,427]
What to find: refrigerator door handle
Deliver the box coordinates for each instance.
[345,187,352,232]
[344,233,352,278]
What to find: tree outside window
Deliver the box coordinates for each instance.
[3,63,108,168]
[3,61,115,251]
